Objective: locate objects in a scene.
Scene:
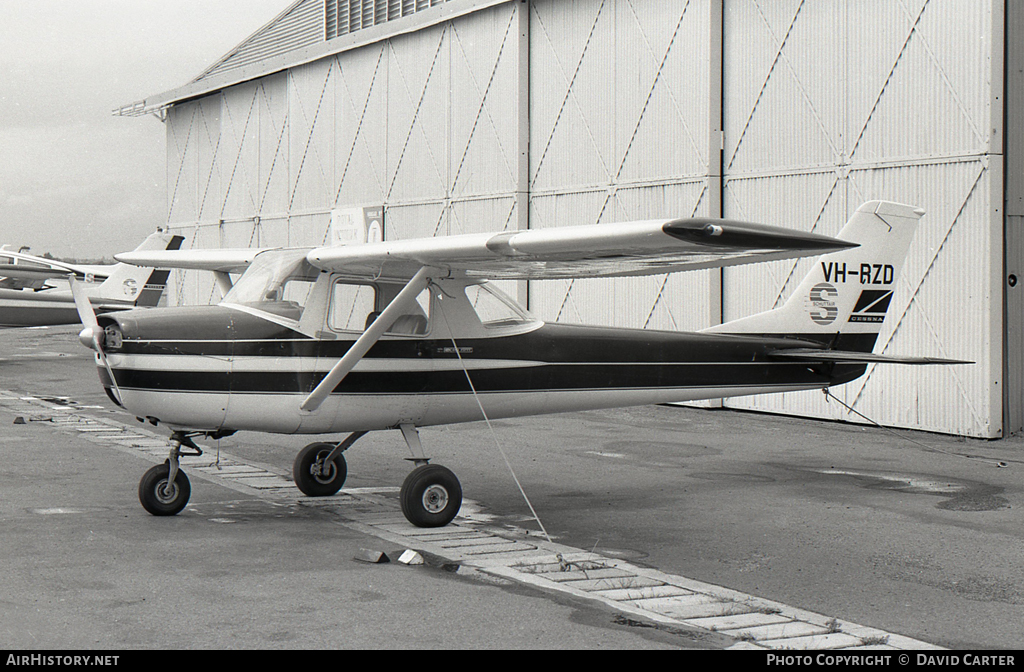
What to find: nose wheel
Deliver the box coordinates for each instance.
[138,431,204,516]
[139,461,191,516]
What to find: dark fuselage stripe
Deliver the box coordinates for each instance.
[106,361,865,395]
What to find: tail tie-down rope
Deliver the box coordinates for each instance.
[822,388,1008,468]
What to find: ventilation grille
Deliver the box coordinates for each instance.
[326,0,451,40]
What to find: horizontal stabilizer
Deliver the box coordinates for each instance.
[768,348,972,365]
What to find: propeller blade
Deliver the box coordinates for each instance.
[70,276,98,328]
[70,277,124,405]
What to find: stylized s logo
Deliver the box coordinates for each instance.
[809,282,838,325]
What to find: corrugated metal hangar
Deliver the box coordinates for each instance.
[117,0,1023,439]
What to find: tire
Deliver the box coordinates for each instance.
[139,463,191,516]
[293,442,347,496]
[400,464,462,528]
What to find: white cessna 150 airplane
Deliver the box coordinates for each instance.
[72,201,966,527]
[0,231,183,327]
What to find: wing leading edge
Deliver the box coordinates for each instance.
[306,218,856,281]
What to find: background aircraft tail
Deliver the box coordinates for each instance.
[704,201,922,354]
[90,231,184,306]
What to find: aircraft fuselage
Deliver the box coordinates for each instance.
[92,303,864,434]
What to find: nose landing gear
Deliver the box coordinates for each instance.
[138,431,203,516]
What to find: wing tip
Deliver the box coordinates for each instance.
[663,219,858,252]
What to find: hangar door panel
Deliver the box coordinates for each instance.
[289,59,337,215]
[386,23,451,207]
[381,3,521,241]
[218,82,261,222]
[334,45,388,210]
[528,0,715,331]
[720,0,999,437]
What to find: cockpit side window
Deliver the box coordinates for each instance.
[384,287,430,335]
[328,282,377,332]
[327,279,431,336]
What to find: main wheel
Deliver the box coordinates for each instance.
[139,463,191,516]
[293,442,347,496]
[400,464,462,528]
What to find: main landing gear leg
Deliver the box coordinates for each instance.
[398,424,462,528]
[138,432,201,516]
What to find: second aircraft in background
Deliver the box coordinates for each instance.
[0,231,183,328]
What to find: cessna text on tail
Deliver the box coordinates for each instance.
[75,201,968,527]
[0,232,183,328]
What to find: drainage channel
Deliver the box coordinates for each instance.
[4,391,942,652]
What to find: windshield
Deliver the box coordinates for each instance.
[221,249,319,321]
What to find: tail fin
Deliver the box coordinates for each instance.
[91,231,184,306]
[705,201,922,353]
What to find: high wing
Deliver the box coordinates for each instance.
[114,248,267,274]
[113,218,854,282]
[306,218,856,281]
[114,247,268,296]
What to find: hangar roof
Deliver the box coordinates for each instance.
[115,0,505,118]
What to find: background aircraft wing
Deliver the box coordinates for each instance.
[0,264,70,289]
[306,218,857,281]
[114,248,270,273]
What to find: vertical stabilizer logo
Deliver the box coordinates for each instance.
[849,289,893,323]
[809,283,838,325]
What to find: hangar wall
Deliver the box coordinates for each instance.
[166,0,526,305]
[158,0,1004,437]
[718,0,1003,438]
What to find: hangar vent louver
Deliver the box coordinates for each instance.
[326,0,452,40]
[198,0,454,84]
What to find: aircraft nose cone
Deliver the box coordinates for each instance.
[78,326,101,351]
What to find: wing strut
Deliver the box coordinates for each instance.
[300,267,432,414]
[213,271,234,297]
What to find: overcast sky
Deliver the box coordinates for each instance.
[0,0,290,260]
